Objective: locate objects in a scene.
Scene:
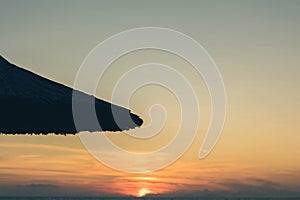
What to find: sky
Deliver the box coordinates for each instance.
[0,0,300,197]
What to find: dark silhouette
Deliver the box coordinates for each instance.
[0,55,143,134]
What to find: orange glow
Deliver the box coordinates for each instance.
[1,136,300,196]
[137,188,151,197]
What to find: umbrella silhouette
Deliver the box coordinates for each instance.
[0,55,143,134]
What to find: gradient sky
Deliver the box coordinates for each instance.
[0,0,300,197]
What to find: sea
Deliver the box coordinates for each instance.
[0,197,299,200]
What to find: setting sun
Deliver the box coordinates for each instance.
[1,0,300,199]
[137,188,151,197]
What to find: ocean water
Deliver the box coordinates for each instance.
[0,197,299,200]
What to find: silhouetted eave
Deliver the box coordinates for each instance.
[0,55,143,134]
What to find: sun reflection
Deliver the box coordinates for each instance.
[137,188,151,197]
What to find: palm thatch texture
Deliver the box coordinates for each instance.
[0,56,143,134]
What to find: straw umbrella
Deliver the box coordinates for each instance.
[0,56,143,134]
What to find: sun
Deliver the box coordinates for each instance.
[137,188,151,197]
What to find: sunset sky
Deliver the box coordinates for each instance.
[0,0,300,197]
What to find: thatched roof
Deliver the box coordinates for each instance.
[0,55,143,134]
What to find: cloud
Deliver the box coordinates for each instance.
[18,183,59,188]
[1,174,300,197]
[154,178,300,198]
[0,183,113,197]
[1,153,300,197]
[0,183,61,196]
